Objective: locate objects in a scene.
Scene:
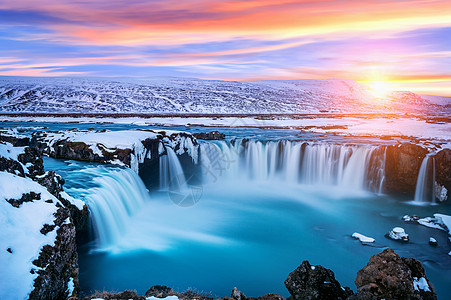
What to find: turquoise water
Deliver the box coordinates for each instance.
[45,157,451,298]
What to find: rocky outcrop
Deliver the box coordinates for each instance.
[193,131,226,140]
[33,129,200,189]
[0,172,79,299]
[434,148,451,201]
[384,143,428,195]
[284,260,353,300]
[385,227,409,242]
[83,290,145,300]
[1,139,86,299]
[228,287,284,300]
[29,205,79,300]
[36,170,89,231]
[354,249,436,300]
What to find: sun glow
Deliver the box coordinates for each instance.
[368,81,393,98]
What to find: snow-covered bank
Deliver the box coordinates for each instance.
[0,138,86,299]
[34,129,199,173]
[2,115,451,149]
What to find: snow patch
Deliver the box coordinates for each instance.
[413,277,431,292]
[352,232,375,243]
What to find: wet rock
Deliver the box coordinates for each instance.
[428,237,438,246]
[231,287,246,300]
[434,148,451,202]
[145,285,176,298]
[227,287,284,300]
[284,260,353,300]
[384,143,428,195]
[193,131,225,140]
[83,290,145,300]
[385,227,409,242]
[403,215,420,223]
[354,248,436,300]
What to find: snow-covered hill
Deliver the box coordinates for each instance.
[0,76,447,115]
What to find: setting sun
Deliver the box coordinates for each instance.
[369,81,393,98]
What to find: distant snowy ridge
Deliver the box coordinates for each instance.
[0,76,446,115]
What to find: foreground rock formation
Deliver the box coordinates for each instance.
[0,135,87,299]
[81,249,436,300]
[354,249,436,300]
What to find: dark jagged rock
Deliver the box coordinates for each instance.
[435,148,451,201]
[17,146,44,178]
[227,287,284,300]
[284,260,353,300]
[145,285,176,298]
[36,170,89,231]
[354,249,436,300]
[30,206,79,300]
[193,131,226,140]
[0,133,30,146]
[83,290,145,300]
[6,191,41,207]
[384,143,428,195]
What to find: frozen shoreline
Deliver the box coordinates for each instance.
[2,114,451,149]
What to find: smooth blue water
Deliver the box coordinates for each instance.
[44,157,451,299]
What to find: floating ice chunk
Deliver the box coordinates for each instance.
[434,214,451,232]
[413,277,431,292]
[352,232,375,243]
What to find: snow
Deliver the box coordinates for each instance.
[429,237,437,244]
[434,214,451,232]
[1,115,450,149]
[0,172,61,299]
[387,227,409,241]
[0,142,25,160]
[352,232,375,243]
[417,217,446,231]
[413,277,431,292]
[60,191,85,210]
[66,277,74,296]
[146,297,179,300]
[0,77,446,115]
[311,266,315,270]
[40,129,198,173]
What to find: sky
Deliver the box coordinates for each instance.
[0,0,450,96]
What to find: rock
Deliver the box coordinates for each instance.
[193,131,225,140]
[231,287,246,300]
[384,143,428,195]
[433,182,447,202]
[83,290,145,300]
[1,173,80,299]
[434,148,451,201]
[36,170,89,231]
[354,248,436,300]
[385,227,409,242]
[403,215,420,222]
[428,237,438,246]
[228,287,284,300]
[145,285,176,298]
[284,260,353,300]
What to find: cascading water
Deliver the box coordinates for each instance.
[414,154,436,203]
[79,167,151,249]
[199,139,386,192]
[159,146,188,191]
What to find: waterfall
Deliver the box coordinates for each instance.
[199,140,385,192]
[414,154,436,203]
[82,167,150,249]
[159,146,188,191]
